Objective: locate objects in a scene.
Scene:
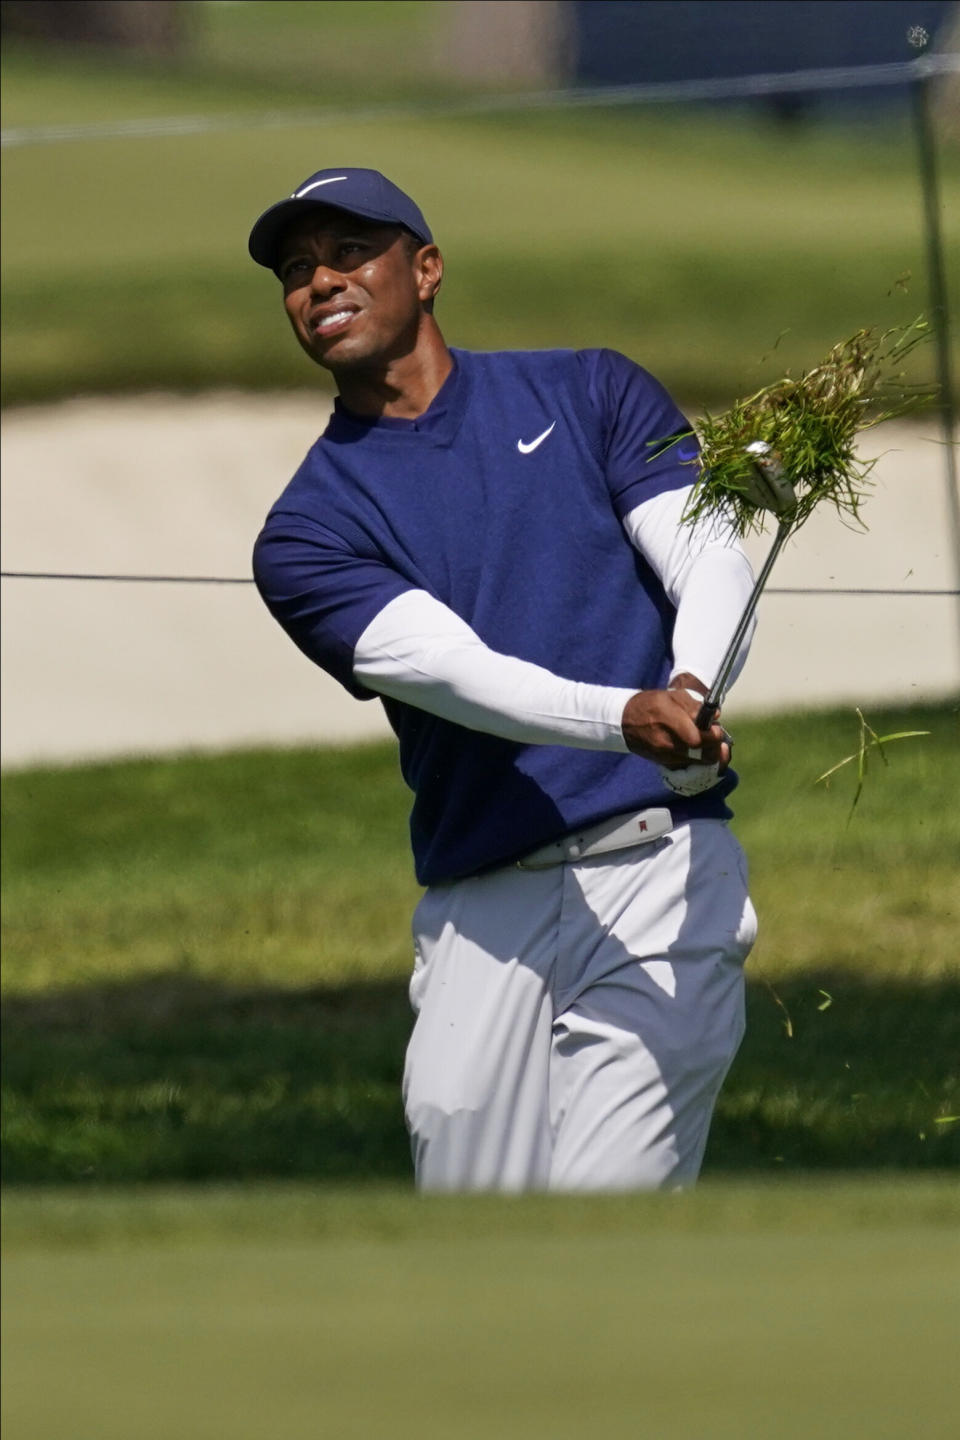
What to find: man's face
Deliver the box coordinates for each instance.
[277,210,438,371]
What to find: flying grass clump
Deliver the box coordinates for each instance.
[683,319,934,538]
[815,707,930,825]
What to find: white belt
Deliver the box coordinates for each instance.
[516,807,673,869]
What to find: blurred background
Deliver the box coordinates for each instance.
[3,0,959,403]
[2,10,959,1438]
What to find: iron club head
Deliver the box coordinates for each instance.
[741,440,798,519]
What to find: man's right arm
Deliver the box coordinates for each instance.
[255,518,724,766]
[354,589,726,767]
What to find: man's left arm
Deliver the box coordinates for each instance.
[578,348,755,709]
[621,485,756,790]
[622,484,757,704]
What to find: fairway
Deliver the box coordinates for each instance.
[3,1181,958,1440]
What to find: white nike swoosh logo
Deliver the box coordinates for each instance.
[517,422,556,454]
[293,176,349,197]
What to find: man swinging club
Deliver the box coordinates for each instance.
[249,167,758,1191]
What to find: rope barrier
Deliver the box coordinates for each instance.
[2,54,957,149]
[1,571,957,597]
[0,572,254,585]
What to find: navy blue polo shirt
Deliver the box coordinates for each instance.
[253,347,735,884]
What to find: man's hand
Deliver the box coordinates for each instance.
[621,674,730,769]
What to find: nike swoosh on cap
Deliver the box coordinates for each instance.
[293,176,349,197]
[517,422,556,454]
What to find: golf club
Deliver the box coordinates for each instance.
[694,442,798,730]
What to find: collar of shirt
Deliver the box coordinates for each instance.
[326,351,468,447]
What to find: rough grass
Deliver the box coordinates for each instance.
[686,321,936,537]
[2,703,957,1185]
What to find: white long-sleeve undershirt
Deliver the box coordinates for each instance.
[622,484,755,693]
[353,485,756,751]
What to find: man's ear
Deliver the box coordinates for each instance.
[416,244,443,306]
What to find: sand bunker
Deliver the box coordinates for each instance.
[2,392,957,767]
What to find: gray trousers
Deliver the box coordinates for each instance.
[403,819,756,1192]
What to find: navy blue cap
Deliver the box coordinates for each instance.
[248,167,433,272]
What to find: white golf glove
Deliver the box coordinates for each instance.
[658,697,731,795]
[658,759,723,796]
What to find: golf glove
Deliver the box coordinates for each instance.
[658,760,723,796]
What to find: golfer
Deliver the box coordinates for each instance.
[249,167,758,1191]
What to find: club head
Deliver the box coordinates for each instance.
[741,441,798,518]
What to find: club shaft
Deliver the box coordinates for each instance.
[695,520,791,729]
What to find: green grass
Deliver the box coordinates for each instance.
[5,1175,958,1248]
[2,703,958,1185]
[3,1181,958,1440]
[2,39,956,407]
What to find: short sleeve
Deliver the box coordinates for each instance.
[576,349,699,518]
[252,514,416,698]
